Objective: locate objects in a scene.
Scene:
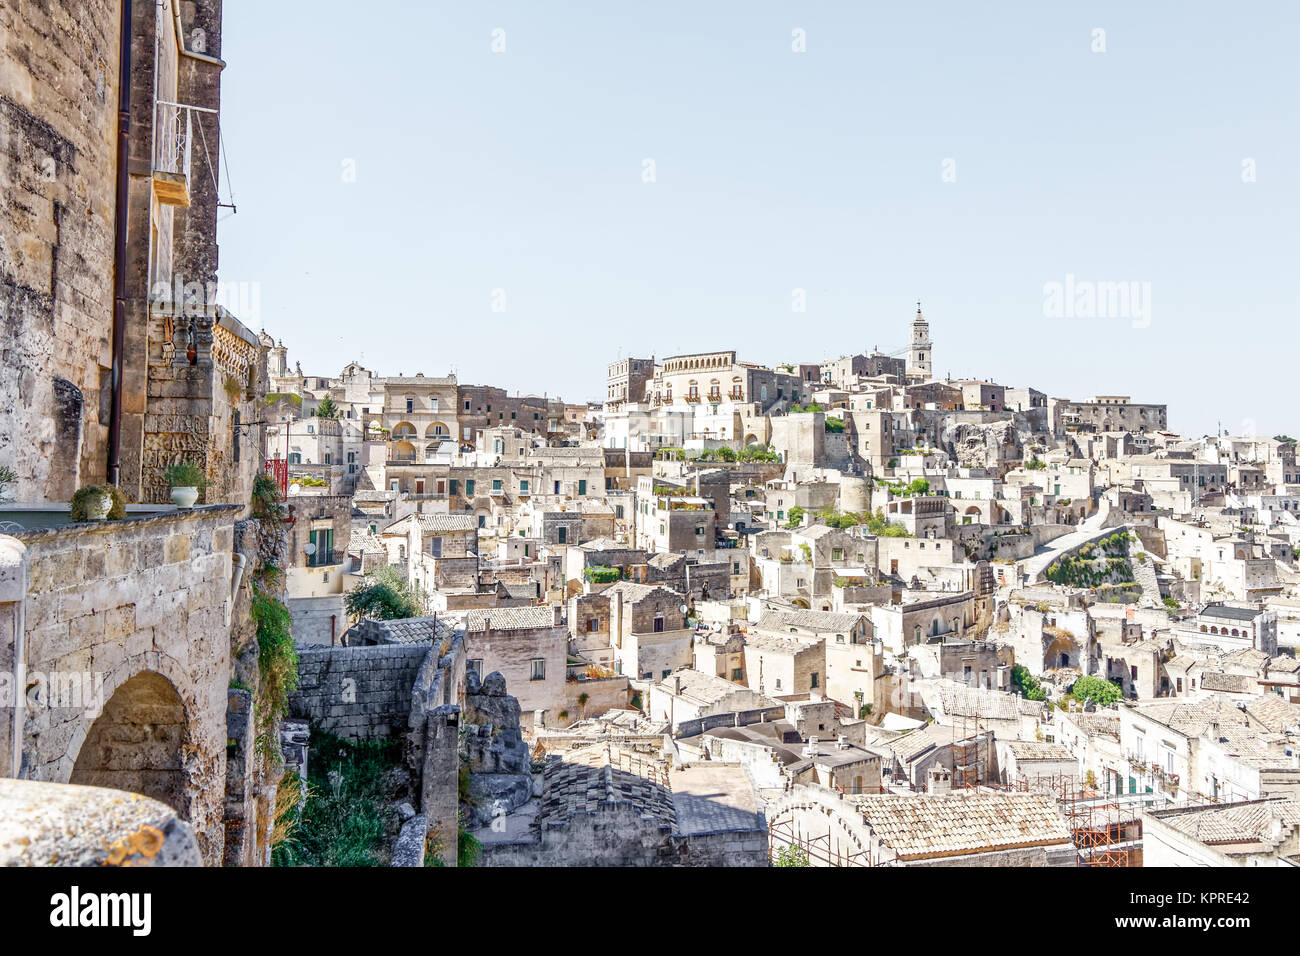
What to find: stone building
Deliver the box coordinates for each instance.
[605,356,655,411]
[464,606,568,726]
[2,0,265,506]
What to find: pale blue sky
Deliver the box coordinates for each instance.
[217,1,1299,437]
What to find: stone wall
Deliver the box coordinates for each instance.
[0,0,120,501]
[674,705,786,739]
[288,644,430,739]
[560,675,630,724]
[8,505,241,865]
[287,593,345,646]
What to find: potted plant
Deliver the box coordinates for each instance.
[165,461,206,508]
[70,484,126,522]
[0,465,16,503]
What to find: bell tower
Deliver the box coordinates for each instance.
[907,301,932,381]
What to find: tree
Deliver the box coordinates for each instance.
[345,566,422,621]
[314,395,341,419]
[1070,675,1122,707]
[1011,665,1046,702]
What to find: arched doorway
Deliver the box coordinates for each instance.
[70,671,190,819]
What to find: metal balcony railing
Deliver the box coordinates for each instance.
[306,549,344,568]
[152,100,209,205]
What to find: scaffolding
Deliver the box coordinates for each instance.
[948,703,987,790]
[1049,772,1146,867]
[767,817,870,867]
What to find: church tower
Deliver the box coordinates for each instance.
[907,301,932,381]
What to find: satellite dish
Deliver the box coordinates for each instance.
[303,542,317,556]
[679,604,688,614]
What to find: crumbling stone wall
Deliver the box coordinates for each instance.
[288,644,429,739]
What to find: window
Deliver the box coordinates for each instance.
[587,618,599,632]
[731,668,743,681]
[529,659,545,681]
[520,480,529,493]
[810,672,819,688]
[653,615,665,633]
[578,479,587,495]
[775,677,782,690]
[467,659,483,681]
[492,479,502,490]
[406,397,414,413]
[429,537,442,557]
[832,548,843,561]
[308,529,334,567]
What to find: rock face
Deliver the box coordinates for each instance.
[461,670,533,827]
[943,419,1027,470]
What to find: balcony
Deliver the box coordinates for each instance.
[305,549,345,569]
[153,101,203,207]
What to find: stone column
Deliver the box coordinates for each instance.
[421,704,460,866]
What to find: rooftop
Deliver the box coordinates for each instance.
[465,606,561,632]
[1146,798,1300,856]
[855,792,1071,861]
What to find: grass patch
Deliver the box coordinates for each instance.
[272,731,403,866]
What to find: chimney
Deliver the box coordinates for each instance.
[553,604,563,627]
[672,675,683,696]
[803,735,819,758]
[837,734,850,750]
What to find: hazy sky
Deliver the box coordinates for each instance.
[217,2,1299,437]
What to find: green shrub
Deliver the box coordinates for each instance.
[1069,675,1122,707]
[163,461,206,490]
[584,565,621,584]
[69,484,127,522]
[773,845,810,867]
[252,586,298,720]
[1011,665,1046,701]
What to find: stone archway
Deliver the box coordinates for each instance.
[765,790,874,866]
[69,670,191,819]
